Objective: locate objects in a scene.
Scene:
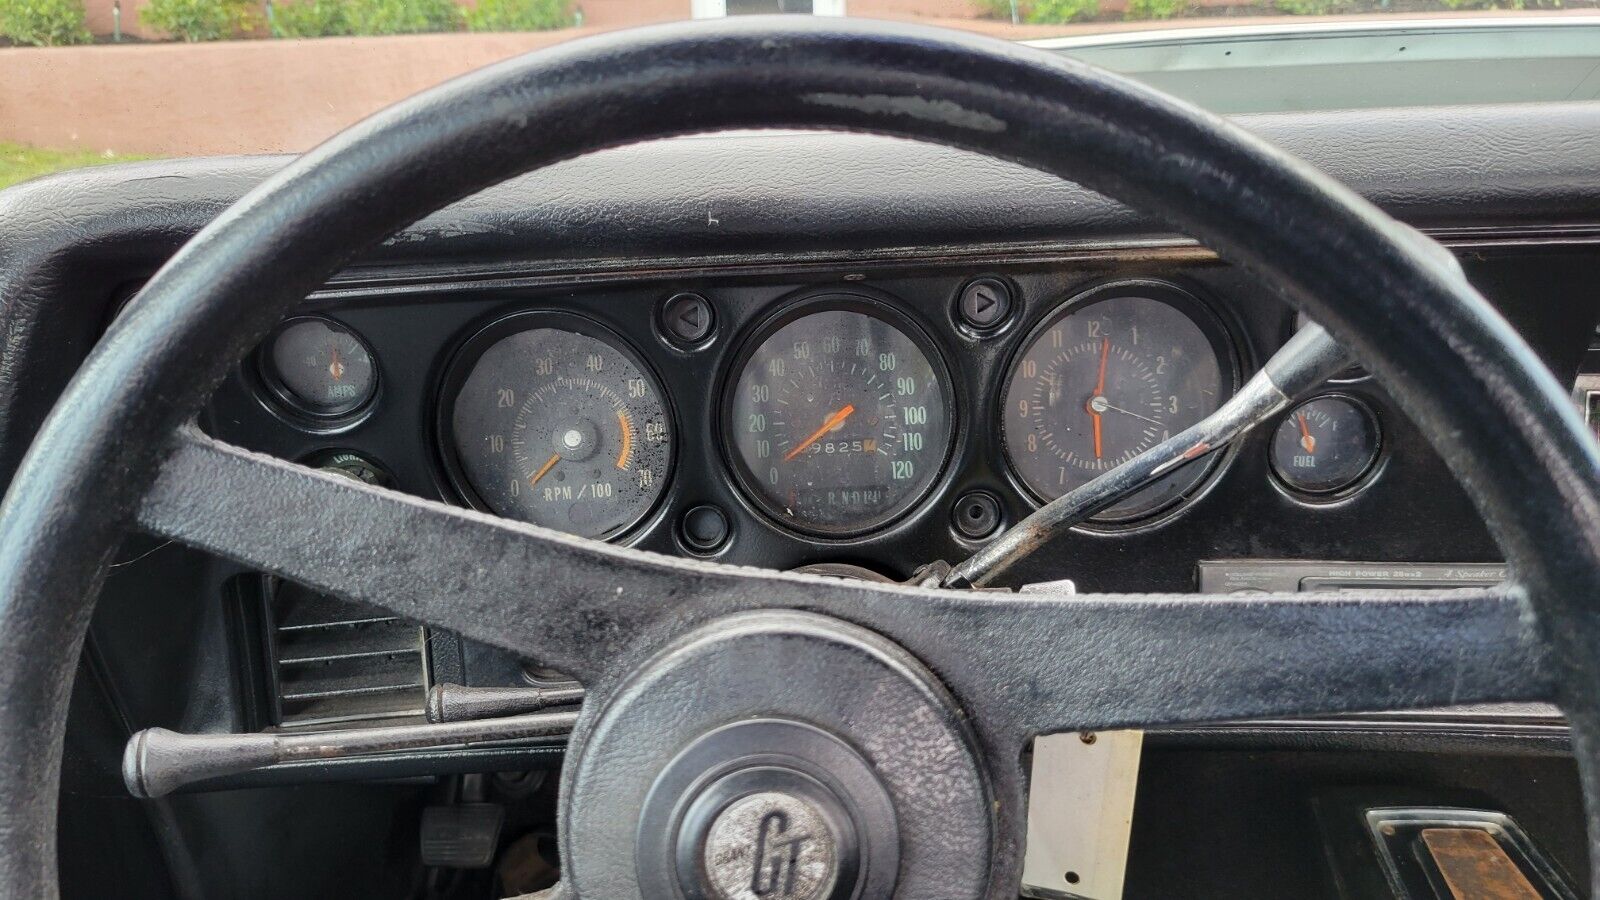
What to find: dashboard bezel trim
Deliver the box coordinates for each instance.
[292,225,1600,303]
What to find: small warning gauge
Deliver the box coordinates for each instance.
[260,316,377,420]
[1270,395,1381,496]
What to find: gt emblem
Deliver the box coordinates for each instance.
[703,791,838,900]
[750,809,810,896]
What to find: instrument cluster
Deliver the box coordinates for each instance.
[233,264,1401,586]
[424,279,1260,544]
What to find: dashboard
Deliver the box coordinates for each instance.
[208,241,1593,598]
[0,104,1592,790]
[1,98,1597,898]
[174,237,1599,738]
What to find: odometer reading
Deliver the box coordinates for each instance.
[1002,288,1233,522]
[448,320,672,539]
[726,304,951,535]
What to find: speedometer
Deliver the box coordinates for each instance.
[724,300,952,536]
[444,314,673,540]
[1001,282,1236,523]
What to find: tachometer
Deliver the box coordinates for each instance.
[1001,282,1236,523]
[444,315,673,540]
[725,300,952,536]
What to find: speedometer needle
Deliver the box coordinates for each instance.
[784,403,855,462]
[529,452,561,486]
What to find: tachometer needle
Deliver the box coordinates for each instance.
[529,452,561,486]
[784,403,855,462]
[1297,412,1317,454]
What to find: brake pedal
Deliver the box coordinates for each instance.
[420,803,504,869]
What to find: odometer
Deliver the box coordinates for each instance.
[445,315,673,540]
[1001,283,1236,523]
[725,301,952,536]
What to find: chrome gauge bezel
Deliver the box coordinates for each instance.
[435,310,679,543]
[997,279,1243,530]
[717,291,958,540]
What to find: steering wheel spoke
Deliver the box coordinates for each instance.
[140,428,1554,747]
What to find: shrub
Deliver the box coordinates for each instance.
[0,0,90,46]
[1271,0,1347,13]
[271,0,467,36]
[1125,0,1186,17]
[344,0,459,34]
[975,0,1023,18]
[462,0,568,32]
[142,0,257,40]
[271,0,353,36]
[1271,0,1365,12]
[1026,0,1099,22]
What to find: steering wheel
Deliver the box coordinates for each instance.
[2,17,1597,899]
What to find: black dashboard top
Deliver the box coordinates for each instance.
[3,100,1599,501]
[2,103,1599,271]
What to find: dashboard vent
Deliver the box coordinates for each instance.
[268,581,429,729]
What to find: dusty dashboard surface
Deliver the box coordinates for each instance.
[0,113,1589,779]
[150,236,1585,751]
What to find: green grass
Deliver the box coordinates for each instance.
[0,142,152,192]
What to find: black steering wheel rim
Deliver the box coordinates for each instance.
[2,17,1599,898]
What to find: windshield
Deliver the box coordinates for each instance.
[1,0,1597,188]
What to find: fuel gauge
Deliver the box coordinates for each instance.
[260,317,377,420]
[1270,395,1380,496]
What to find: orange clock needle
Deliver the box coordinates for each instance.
[1095,336,1109,396]
[1089,336,1109,459]
[529,453,561,486]
[1297,413,1317,454]
[784,403,855,462]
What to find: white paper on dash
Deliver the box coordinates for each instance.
[1021,729,1145,900]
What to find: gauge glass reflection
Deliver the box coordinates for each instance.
[262,317,377,418]
[725,303,952,535]
[448,321,673,539]
[1001,289,1234,522]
